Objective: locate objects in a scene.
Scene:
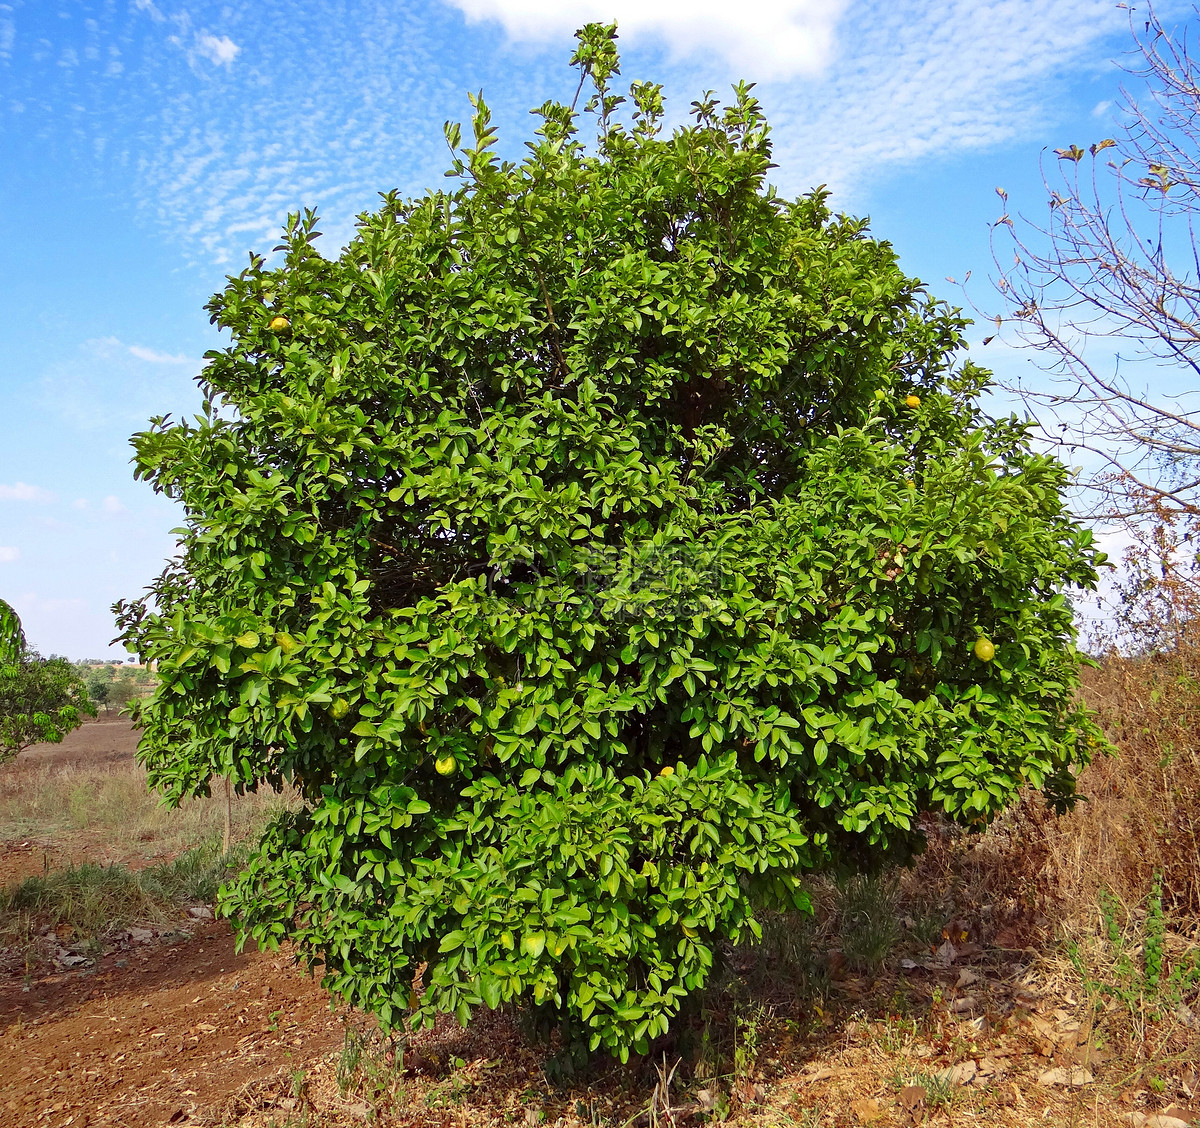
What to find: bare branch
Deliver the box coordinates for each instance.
[991,4,1200,524]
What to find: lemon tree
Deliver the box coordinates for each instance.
[117,25,1104,1060]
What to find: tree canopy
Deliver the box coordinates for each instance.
[117,25,1104,1060]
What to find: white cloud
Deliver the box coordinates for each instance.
[763,0,1126,205]
[73,498,89,510]
[0,547,19,564]
[448,0,846,79]
[194,32,240,67]
[0,482,56,504]
[92,336,193,366]
[127,344,191,364]
[132,0,166,23]
[102,495,126,514]
[1092,99,1112,118]
[4,0,1128,264]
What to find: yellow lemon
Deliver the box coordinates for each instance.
[330,698,349,719]
[269,316,290,331]
[658,765,674,777]
[905,394,921,408]
[435,755,457,776]
[973,637,996,662]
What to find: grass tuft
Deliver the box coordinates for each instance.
[835,872,901,973]
[0,839,244,939]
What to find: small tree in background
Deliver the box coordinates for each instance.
[118,26,1104,1060]
[0,649,94,764]
[85,669,111,713]
[105,677,139,711]
[993,5,1200,654]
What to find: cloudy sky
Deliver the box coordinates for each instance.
[0,0,1151,657]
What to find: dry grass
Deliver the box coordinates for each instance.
[0,756,295,861]
[0,842,242,962]
[1066,655,1200,916]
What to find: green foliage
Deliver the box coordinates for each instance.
[0,599,24,668]
[79,662,155,712]
[0,649,94,764]
[116,24,1104,1058]
[105,677,140,710]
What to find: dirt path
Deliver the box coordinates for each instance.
[0,922,345,1127]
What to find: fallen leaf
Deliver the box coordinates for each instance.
[1071,1043,1112,1068]
[898,1085,926,1114]
[804,1067,841,1083]
[1038,1067,1093,1087]
[930,939,956,967]
[850,1097,883,1123]
[936,1061,977,1086]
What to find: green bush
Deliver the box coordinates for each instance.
[116,25,1103,1060]
[0,650,94,764]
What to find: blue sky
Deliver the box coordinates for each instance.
[0,0,1152,658]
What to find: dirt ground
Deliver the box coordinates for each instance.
[0,922,345,1128]
[0,720,343,1127]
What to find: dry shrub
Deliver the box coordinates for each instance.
[1067,651,1200,918]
